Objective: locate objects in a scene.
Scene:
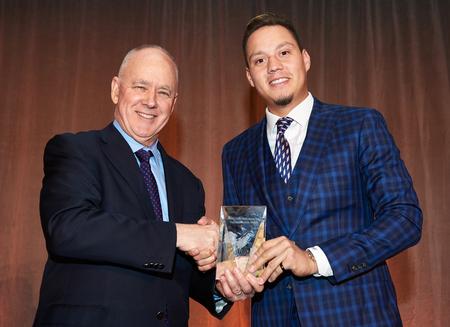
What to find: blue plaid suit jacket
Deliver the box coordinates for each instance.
[222,98,422,326]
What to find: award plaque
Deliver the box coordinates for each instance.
[217,205,266,276]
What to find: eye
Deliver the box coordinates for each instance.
[254,57,265,66]
[157,90,171,98]
[280,50,290,56]
[132,85,147,92]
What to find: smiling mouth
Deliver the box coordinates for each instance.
[269,77,289,86]
[136,111,157,119]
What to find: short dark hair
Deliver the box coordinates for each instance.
[242,13,303,67]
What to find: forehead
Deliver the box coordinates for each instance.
[121,49,177,87]
[246,25,298,56]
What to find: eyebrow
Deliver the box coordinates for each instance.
[131,80,173,92]
[248,41,296,61]
[132,80,150,85]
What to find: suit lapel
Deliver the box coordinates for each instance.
[99,123,154,218]
[247,119,288,234]
[288,99,335,238]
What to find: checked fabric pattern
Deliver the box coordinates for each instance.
[135,149,163,220]
[222,100,422,326]
[274,117,294,183]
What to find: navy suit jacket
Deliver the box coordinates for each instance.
[34,123,224,327]
[222,99,422,326]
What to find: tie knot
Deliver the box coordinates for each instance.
[135,148,153,163]
[276,117,294,134]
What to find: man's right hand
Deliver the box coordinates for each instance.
[175,217,219,265]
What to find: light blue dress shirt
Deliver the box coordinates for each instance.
[113,120,169,222]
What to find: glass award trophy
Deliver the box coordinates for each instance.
[217,205,266,276]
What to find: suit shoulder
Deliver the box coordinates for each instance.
[45,129,103,156]
[48,129,102,145]
[223,121,262,153]
[316,100,385,126]
[317,99,378,116]
[164,153,201,183]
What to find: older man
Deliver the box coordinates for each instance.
[34,45,228,327]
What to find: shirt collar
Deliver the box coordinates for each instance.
[266,92,314,133]
[113,120,159,153]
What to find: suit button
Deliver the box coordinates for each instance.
[287,195,294,201]
[143,263,150,268]
[156,311,165,320]
[351,265,358,271]
[157,263,165,269]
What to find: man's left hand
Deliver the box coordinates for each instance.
[215,265,263,302]
[247,236,318,284]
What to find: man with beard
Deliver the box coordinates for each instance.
[216,13,422,326]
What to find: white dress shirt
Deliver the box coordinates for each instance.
[265,92,333,277]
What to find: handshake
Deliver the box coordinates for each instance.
[175,217,220,272]
[175,216,318,302]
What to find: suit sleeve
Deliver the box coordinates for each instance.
[40,134,177,273]
[189,268,232,319]
[222,145,240,205]
[319,110,423,284]
[187,177,232,318]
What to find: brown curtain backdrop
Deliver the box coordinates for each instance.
[0,0,448,326]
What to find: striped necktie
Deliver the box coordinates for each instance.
[274,117,294,183]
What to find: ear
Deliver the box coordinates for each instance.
[111,76,120,104]
[245,68,255,87]
[170,94,178,114]
[302,49,311,72]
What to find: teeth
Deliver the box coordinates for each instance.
[137,112,156,119]
[270,78,288,85]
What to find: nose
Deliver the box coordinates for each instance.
[267,56,282,73]
[142,89,157,108]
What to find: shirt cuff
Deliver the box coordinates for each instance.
[307,246,334,277]
[213,290,230,313]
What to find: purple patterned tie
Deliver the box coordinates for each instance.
[274,117,294,183]
[135,149,163,220]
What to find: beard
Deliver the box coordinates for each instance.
[274,94,293,106]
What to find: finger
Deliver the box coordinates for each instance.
[198,262,216,272]
[195,253,216,267]
[215,280,225,296]
[219,273,236,299]
[232,267,253,295]
[246,273,264,293]
[215,262,227,279]
[196,216,210,225]
[192,248,213,261]
[253,237,286,257]
[267,265,284,283]
[248,239,290,273]
[257,254,287,284]
[224,268,245,297]
[215,280,238,302]
[187,248,200,256]
[248,247,281,274]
